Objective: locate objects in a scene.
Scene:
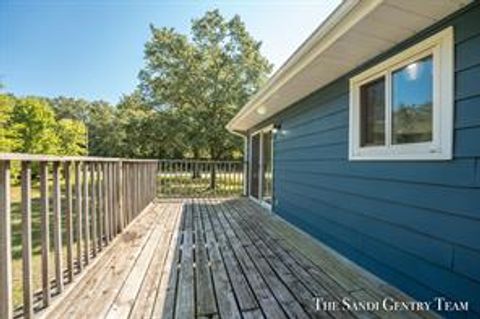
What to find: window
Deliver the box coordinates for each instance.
[349,27,453,160]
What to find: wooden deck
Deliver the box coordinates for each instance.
[40,198,437,319]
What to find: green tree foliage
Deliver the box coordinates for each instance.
[0,94,87,156]
[49,96,91,122]
[56,119,87,155]
[140,9,272,160]
[10,97,60,154]
[0,94,19,152]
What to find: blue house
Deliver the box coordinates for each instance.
[228,0,480,317]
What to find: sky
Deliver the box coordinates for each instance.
[0,0,341,104]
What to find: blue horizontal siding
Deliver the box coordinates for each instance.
[275,179,480,251]
[276,170,480,220]
[456,64,480,100]
[276,188,454,268]
[249,3,480,318]
[455,95,480,129]
[455,126,480,157]
[456,33,480,71]
[276,158,476,187]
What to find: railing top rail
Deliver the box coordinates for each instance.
[159,159,243,163]
[0,153,159,163]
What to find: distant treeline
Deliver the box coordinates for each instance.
[0,91,201,159]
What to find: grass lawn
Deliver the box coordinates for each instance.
[157,172,244,197]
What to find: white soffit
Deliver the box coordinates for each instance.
[227,0,472,133]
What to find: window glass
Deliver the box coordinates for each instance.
[360,77,385,146]
[392,56,433,144]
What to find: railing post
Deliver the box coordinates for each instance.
[21,161,33,319]
[53,161,64,294]
[0,161,12,319]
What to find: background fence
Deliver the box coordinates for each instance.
[157,160,245,198]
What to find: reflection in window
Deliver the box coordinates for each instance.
[360,77,385,147]
[392,56,433,144]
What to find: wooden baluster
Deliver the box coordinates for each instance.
[110,162,115,237]
[75,162,83,271]
[139,163,142,210]
[107,163,115,240]
[130,163,133,219]
[64,162,74,282]
[103,163,110,245]
[236,162,240,195]
[231,162,235,195]
[39,162,50,306]
[111,163,117,236]
[21,161,33,318]
[134,163,137,213]
[148,163,151,202]
[121,164,126,226]
[139,163,142,208]
[166,161,170,197]
[118,162,124,231]
[160,161,164,197]
[141,163,144,206]
[137,163,140,209]
[97,163,103,250]
[130,163,134,220]
[0,161,12,319]
[83,162,90,264]
[226,162,230,196]
[153,163,156,201]
[124,163,129,224]
[143,163,147,206]
[53,162,64,294]
[91,163,97,257]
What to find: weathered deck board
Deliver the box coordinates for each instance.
[41,197,438,319]
[201,199,242,319]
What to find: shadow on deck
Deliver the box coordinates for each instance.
[40,198,438,319]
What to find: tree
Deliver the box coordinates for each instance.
[139,9,272,187]
[87,101,122,157]
[140,10,272,158]
[10,97,60,154]
[56,119,87,155]
[49,96,91,122]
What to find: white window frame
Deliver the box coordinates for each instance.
[349,27,454,161]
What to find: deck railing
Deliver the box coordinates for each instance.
[0,153,158,319]
[158,159,245,197]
